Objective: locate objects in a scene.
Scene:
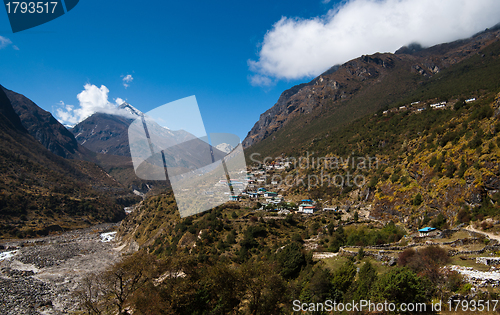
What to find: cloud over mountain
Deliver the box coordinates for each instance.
[56,83,135,126]
[249,0,500,85]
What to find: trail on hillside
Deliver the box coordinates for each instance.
[465,225,500,242]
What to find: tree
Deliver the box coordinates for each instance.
[329,226,346,252]
[74,273,105,315]
[454,98,465,110]
[327,223,335,236]
[357,247,364,260]
[412,193,423,206]
[398,245,450,295]
[75,252,159,315]
[373,267,428,306]
[330,260,356,301]
[299,267,333,306]
[445,162,457,178]
[456,208,471,224]
[353,261,377,300]
[241,261,288,315]
[431,214,447,229]
[308,267,333,302]
[226,230,236,244]
[103,252,158,314]
[397,248,417,267]
[205,262,245,314]
[276,242,306,279]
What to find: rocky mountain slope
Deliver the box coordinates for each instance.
[243,25,500,156]
[71,112,135,156]
[0,87,139,238]
[238,25,500,231]
[69,103,222,195]
[277,90,500,228]
[2,85,83,159]
[71,102,194,158]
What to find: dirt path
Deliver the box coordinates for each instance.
[0,224,126,315]
[465,225,500,242]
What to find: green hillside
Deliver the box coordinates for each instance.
[245,39,500,159]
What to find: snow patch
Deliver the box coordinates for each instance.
[215,143,234,154]
[124,207,134,214]
[100,232,117,243]
[119,102,143,117]
[133,190,144,197]
[0,250,18,261]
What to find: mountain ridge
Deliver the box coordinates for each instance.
[0,87,138,237]
[72,112,135,156]
[243,26,500,153]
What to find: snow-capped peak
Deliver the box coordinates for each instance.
[215,143,234,154]
[118,102,143,117]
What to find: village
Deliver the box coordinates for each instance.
[220,159,445,239]
[216,153,500,295]
[381,96,477,115]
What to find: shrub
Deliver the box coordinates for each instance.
[431,213,447,229]
[398,248,417,267]
[276,242,306,279]
[412,193,423,206]
[331,260,357,300]
[458,283,472,295]
[373,267,428,306]
[456,209,471,223]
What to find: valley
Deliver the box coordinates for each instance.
[0,223,124,315]
[1,24,500,314]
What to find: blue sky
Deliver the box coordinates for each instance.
[0,0,499,140]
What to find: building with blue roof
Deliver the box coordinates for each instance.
[418,227,438,237]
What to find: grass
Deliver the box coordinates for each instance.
[320,255,391,275]
[449,256,490,271]
[436,230,472,243]
[320,256,349,271]
[359,257,391,274]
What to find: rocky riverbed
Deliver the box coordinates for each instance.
[0,224,126,314]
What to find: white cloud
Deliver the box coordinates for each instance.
[249,0,500,84]
[114,97,125,105]
[0,36,13,49]
[122,74,133,88]
[55,83,136,126]
[249,74,274,87]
